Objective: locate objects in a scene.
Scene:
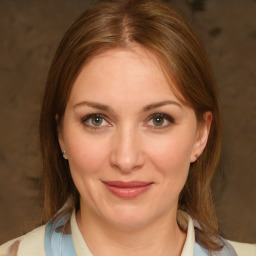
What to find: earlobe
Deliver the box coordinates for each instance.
[191,112,212,163]
[62,151,68,160]
[56,114,67,158]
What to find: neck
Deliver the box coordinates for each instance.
[76,206,186,256]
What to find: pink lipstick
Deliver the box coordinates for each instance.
[102,181,153,199]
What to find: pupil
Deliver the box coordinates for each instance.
[92,117,102,126]
[153,117,164,126]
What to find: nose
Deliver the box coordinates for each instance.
[110,127,145,172]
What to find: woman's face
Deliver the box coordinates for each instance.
[58,47,210,229]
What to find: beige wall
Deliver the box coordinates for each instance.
[0,0,255,244]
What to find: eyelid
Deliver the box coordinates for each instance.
[81,113,111,129]
[145,113,175,129]
[81,112,175,130]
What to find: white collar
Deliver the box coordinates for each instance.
[71,210,94,256]
[179,210,195,256]
[70,210,195,256]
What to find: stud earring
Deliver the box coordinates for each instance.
[62,151,68,160]
[195,154,199,159]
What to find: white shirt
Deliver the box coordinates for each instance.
[0,210,255,256]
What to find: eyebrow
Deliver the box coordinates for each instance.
[73,100,182,112]
[73,101,112,111]
[142,100,182,111]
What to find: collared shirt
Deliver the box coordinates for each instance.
[0,210,254,256]
[71,210,201,255]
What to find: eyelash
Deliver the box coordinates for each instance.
[81,114,110,130]
[146,113,175,129]
[81,113,175,130]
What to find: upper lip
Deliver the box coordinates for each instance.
[102,181,154,188]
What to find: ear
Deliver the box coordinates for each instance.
[56,114,67,159]
[190,111,212,162]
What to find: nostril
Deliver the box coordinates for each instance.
[109,130,145,172]
[110,150,145,172]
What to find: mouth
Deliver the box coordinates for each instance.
[102,180,154,199]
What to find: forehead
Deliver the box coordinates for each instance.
[68,47,184,106]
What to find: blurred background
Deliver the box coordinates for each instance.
[0,0,255,244]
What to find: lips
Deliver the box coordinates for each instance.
[102,181,153,199]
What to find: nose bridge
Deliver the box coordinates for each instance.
[110,124,144,171]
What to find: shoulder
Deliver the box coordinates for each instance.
[198,239,256,256]
[0,237,24,256]
[215,239,238,256]
[228,240,256,256]
[0,225,46,256]
[214,239,256,256]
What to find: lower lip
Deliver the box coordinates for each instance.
[103,183,153,199]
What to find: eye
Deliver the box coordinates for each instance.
[147,113,174,128]
[82,114,110,129]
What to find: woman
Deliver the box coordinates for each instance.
[0,0,254,255]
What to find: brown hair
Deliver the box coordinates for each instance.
[39,0,222,251]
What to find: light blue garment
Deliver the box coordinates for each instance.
[45,213,76,256]
[193,240,237,256]
[45,214,237,256]
[194,242,209,255]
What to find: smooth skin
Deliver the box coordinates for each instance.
[58,46,212,256]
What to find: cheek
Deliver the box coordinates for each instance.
[65,131,110,176]
[65,134,112,203]
[145,133,195,185]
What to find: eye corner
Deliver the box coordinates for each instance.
[145,113,175,129]
[81,113,112,130]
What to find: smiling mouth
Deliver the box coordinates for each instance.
[102,181,154,199]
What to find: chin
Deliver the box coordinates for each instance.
[103,205,156,230]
